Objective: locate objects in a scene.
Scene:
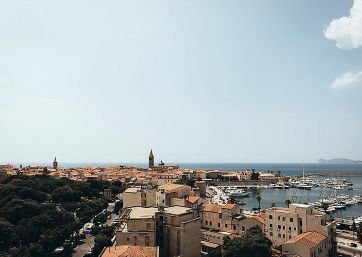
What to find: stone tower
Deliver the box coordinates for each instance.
[149,150,154,168]
[53,157,58,170]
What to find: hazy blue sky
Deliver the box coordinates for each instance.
[1,0,361,164]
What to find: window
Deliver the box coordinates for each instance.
[289,235,291,239]
[283,226,285,230]
[278,234,281,238]
[278,216,280,221]
[205,221,208,225]
[233,225,236,230]
[269,215,273,219]
[242,226,245,231]
[219,213,222,219]
[283,234,285,238]
[218,223,221,228]
[270,232,273,236]
[146,223,151,229]
[282,217,285,221]
[290,218,293,222]
[145,236,150,246]
[225,224,228,228]
[270,224,273,228]
[288,227,291,230]
[278,225,281,229]
[210,222,212,226]
[299,220,303,226]
[127,238,129,241]
[299,230,302,234]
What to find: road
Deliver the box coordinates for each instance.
[72,234,94,257]
[337,236,362,256]
[72,201,116,257]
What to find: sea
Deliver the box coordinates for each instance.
[14,162,362,219]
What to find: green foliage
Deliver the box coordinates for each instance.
[52,186,81,203]
[223,226,272,257]
[0,175,110,257]
[92,226,114,256]
[251,171,260,180]
[114,200,123,214]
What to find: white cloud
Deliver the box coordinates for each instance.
[324,0,362,49]
[331,70,362,88]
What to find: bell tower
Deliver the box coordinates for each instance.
[149,150,154,168]
[53,157,58,170]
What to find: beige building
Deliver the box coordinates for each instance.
[117,207,157,247]
[282,231,328,257]
[123,187,156,208]
[116,206,201,257]
[153,173,181,186]
[259,172,276,181]
[265,204,335,254]
[156,184,192,207]
[201,204,243,233]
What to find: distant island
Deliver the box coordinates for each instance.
[318,158,362,164]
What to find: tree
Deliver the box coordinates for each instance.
[321,202,329,213]
[0,218,14,250]
[251,171,260,181]
[52,186,81,203]
[271,202,276,208]
[256,195,261,213]
[114,200,123,214]
[223,226,272,257]
[285,199,291,207]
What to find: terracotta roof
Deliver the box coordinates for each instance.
[186,195,200,204]
[158,183,185,192]
[252,215,266,225]
[283,231,326,248]
[203,204,222,213]
[222,204,237,210]
[100,245,158,257]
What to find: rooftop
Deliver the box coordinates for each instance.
[100,245,158,257]
[186,195,200,204]
[201,240,220,249]
[129,207,158,219]
[129,206,192,219]
[283,231,327,248]
[158,183,186,192]
[124,188,141,193]
[165,206,193,215]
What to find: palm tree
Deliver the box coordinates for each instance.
[321,202,329,213]
[256,194,261,213]
[285,199,291,207]
[352,220,356,241]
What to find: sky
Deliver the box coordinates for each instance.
[0,0,362,164]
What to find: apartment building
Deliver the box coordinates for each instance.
[156,183,192,207]
[282,231,328,257]
[265,203,335,255]
[116,206,201,257]
[156,206,201,257]
[201,203,243,233]
[123,187,156,208]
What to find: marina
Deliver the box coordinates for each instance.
[207,174,362,220]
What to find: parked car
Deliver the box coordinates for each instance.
[350,242,357,248]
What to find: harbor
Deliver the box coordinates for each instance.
[207,175,362,220]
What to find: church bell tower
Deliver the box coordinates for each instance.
[53,157,58,170]
[149,150,154,168]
